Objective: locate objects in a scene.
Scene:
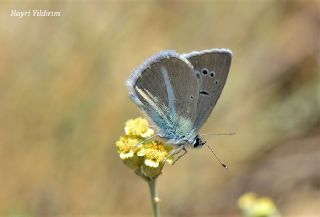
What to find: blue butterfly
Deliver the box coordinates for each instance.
[127,49,232,163]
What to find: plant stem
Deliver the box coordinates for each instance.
[148,178,160,217]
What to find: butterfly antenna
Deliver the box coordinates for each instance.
[201,132,236,136]
[205,144,228,169]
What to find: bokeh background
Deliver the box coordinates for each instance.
[0,0,319,217]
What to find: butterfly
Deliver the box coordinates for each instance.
[127,49,232,163]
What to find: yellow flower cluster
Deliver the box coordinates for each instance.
[124,118,154,138]
[238,192,282,217]
[116,117,174,180]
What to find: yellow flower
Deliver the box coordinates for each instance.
[238,192,281,217]
[138,141,173,167]
[116,117,175,180]
[116,135,142,170]
[252,197,277,216]
[125,117,154,138]
[116,135,141,159]
[238,192,257,210]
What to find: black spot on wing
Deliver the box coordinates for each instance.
[196,71,201,79]
[200,91,209,95]
[201,68,208,75]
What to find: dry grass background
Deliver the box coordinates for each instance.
[0,0,319,217]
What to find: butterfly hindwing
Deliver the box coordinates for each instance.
[182,49,232,130]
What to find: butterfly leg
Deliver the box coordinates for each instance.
[164,145,187,165]
[171,146,188,165]
[134,134,159,149]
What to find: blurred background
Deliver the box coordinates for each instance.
[0,0,319,217]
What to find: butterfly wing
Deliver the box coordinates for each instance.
[182,49,232,130]
[127,50,200,142]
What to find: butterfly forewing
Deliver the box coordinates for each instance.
[127,51,200,140]
[182,49,232,130]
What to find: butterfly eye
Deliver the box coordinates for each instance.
[193,137,200,147]
[201,68,208,75]
[193,137,205,148]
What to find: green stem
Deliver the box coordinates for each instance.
[148,178,160,217]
